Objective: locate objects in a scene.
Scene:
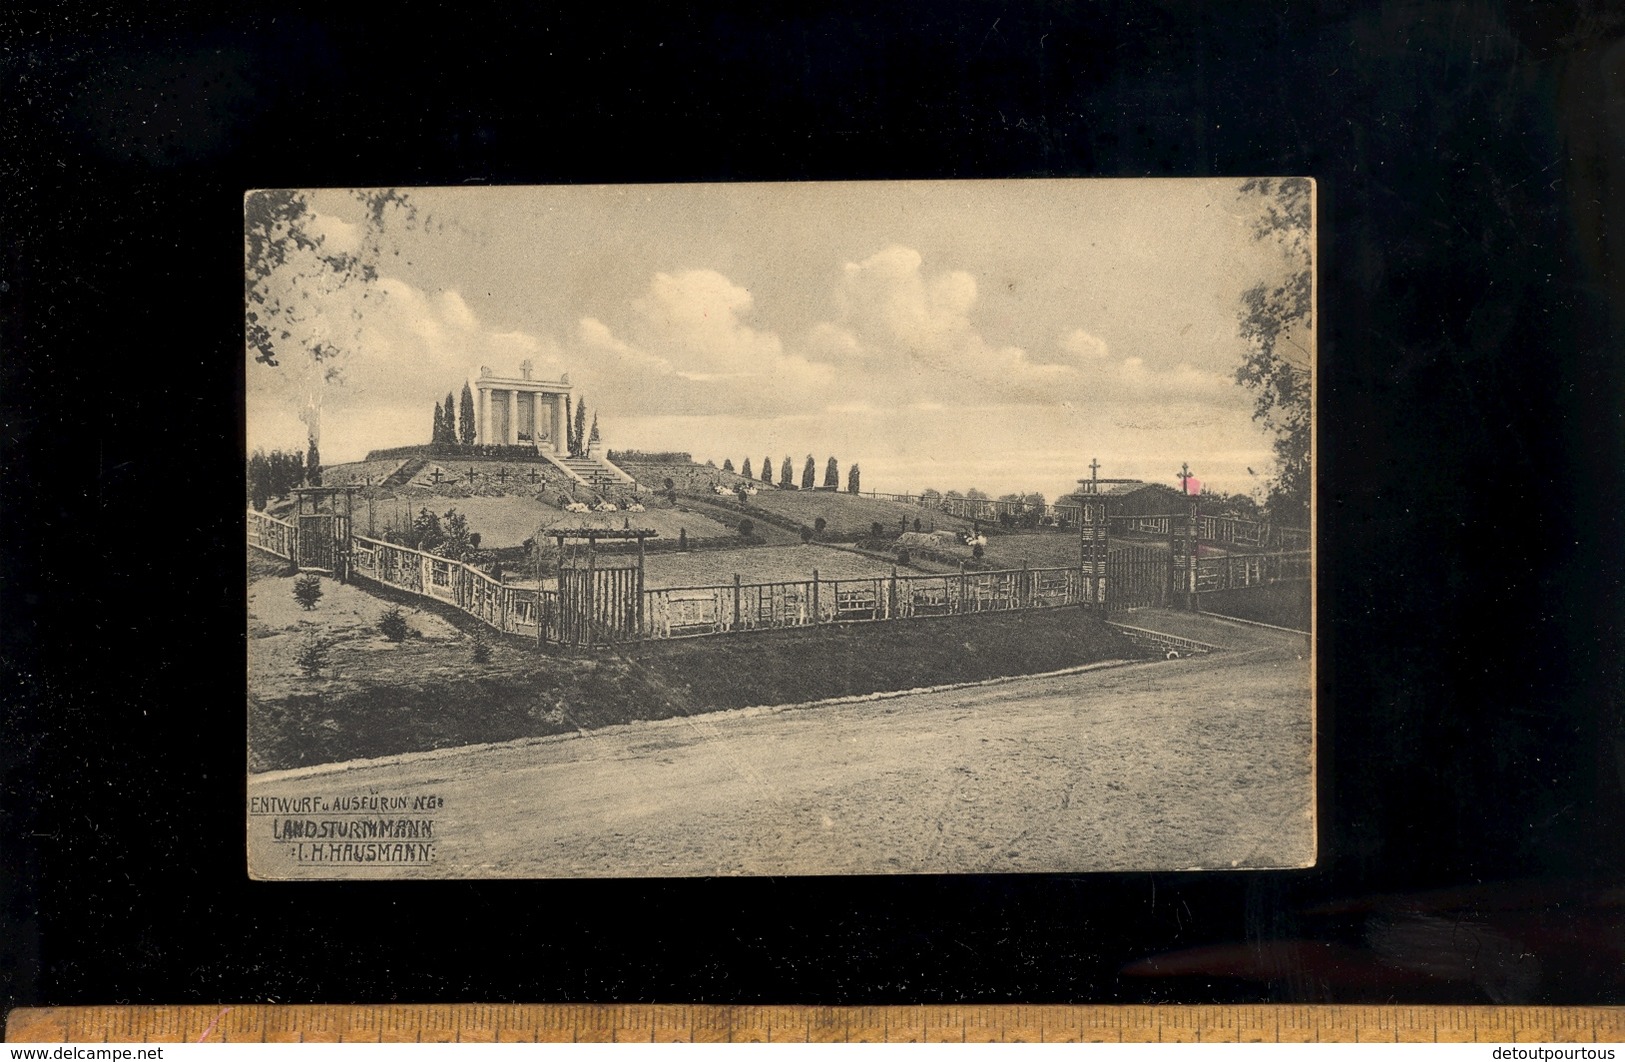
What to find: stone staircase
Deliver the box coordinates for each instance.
[542,452,636,493]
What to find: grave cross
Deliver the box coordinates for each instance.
[497,466,509,484]
[1089,457,1101,483]
[466,467,478,486]
[527,469,540,484]
[1177,462,1193,495]
[430,468,443,486]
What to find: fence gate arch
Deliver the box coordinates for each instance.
[551,528,654,649]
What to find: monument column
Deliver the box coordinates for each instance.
[554,393,568,455]
[534,392,547,450]
[477,387,490,445]
[505,391,518,446]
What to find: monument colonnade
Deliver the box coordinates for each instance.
[474,362,571,454]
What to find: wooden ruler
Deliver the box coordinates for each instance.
[7,1005,1623,1043]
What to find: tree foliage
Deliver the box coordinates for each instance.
[781,455,794,486]
[459,383,476,447]
[1235,177,1313,526]
[801,454,816,490]
[824,456,839,489]
[847,463,860,494]
[761,456,773,484]
[741,457,753,479]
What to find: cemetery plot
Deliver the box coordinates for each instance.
[736,490,975,538]
[638,544,901,590]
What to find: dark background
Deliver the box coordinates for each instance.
[4,0,1622,1012]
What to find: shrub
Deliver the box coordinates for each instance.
[295,634,329,678]
[814,516,827,534]
[378,607,409,643]
[800,527,813,542]
[292,574,323,611]
[678,528,688,550]
[471,628,492,664]
[871,521,884,538]
[896,549,911,565]
[972,544,985,559]
[737,519,754,539]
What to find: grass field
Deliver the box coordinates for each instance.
[736,490,974,537]
[357,493,738,548]
[639,543,903,589]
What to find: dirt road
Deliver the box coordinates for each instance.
[247,612,1312,878]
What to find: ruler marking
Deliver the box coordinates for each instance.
[8,1005,1625,1043]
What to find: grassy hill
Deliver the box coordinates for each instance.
[714,489,976,539]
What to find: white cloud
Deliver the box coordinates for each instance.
[1060,328,1110,360]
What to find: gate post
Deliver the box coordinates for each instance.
[1185,492,1200,612]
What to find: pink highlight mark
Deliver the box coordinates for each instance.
[197,1007,232,1043]
[1184,476,1202,496]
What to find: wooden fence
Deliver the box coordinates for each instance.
[858,490,1307,549]
[348,534,558,642]
[248,510,1309,648]
[644,565,1099,640]
[247,510,295,561]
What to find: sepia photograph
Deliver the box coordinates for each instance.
[244,179,1315,878]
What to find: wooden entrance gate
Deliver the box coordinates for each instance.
[1106,544,1171,611]
[296,513,349,575]
[558,563,641,647]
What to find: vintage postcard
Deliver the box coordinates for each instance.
[245,179,1315,878]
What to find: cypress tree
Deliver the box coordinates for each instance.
[824,456,839,488]
[459,382,476,447]
[444,391,456,444]
[588,412,600,450]
[432,400,445,444]
[801,454,816,489]
[761,456,773,484]
[847,463,861,494]
[781,455,793,486]
[722,458,735,473]
[573,397,588,456]
[306,436,322,487]
[741,457,752,479]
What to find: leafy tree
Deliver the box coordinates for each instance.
[920,488,941,506]
[459,382,476,447]
[246,189,422,448]
[1235,177,1312,526]
[741,457,753,479]
[965,489,988,501]
[801,455,816,490]
[435,508,473,560]
[847,464,860,494]
[824,456,839,488]
[411,507,445,552]
[761,456,773,484]
[781,455,793,486]
[247,451,271,510]
[722,458,735,473]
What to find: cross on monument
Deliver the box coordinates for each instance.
[520,359,533,381]
[1178,462,1193,495]
[1089,457,1101,484]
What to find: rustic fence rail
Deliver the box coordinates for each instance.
[249,511,1309,647]
[247,510,296,561]
[857,490,1307,548]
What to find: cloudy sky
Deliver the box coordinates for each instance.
[245,180,1312,500]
